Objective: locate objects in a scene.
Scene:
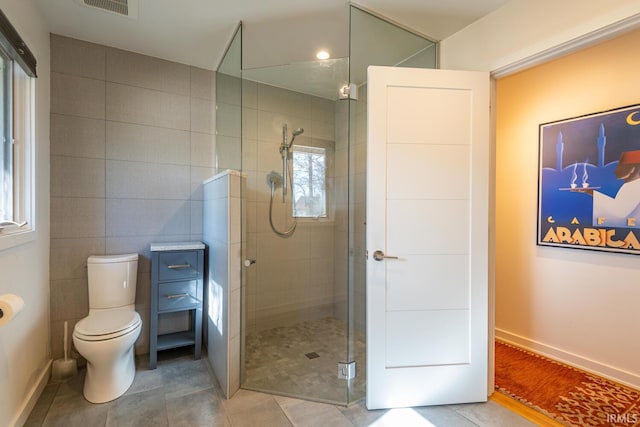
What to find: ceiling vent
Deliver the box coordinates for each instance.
[76,0,139,19]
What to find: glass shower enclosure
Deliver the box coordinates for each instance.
[215,5,437,405]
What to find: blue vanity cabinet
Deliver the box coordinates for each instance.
[149,242,205,369]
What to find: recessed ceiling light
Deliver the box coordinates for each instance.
[316,50,330,60]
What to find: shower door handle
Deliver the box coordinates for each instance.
[373,250,398,261]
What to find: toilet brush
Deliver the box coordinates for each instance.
[51,321,77,382]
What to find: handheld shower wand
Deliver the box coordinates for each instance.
[279,125,305,202]
[269,125,305,237]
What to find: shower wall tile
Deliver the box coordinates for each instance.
[50,278,89,322]
[311,120,335,141]
[190,66,215,101]
[243,171,259,203]
[191,132,216,168]
[50,114,105,159]
[50,237,106,281]
[191,97,215,134]
[50,197,106,238]
[106,199,191,237]
[51,72,106,119]
[256,110,311,144]
[51,34,106,80]
[242,79,257,109]
[216,135,241,171]
[216,73,242,106]
[106,47,190,95]
[49,37,213,359]
[106,160,190,199]
[240,139,257,173]
[135,271,151,309]
[312,97,336,124]
[229,243,241,289]
[216,103,241,138]
[246,82,339,329]
[190,166,217,200]
[190,201,203,236]
[50,156,106,198]
[106,121,190,165]
[256,141,282,173]
[205,198,229,244]
[245,201,257,233]
[257,83,312,119]
[242,107,258,140]
[106,82,190,130]
[335,149,348,180]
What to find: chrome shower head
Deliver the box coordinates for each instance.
[292,128,304,137]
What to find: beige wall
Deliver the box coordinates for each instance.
[441,0,640,72]
[495,28,640,387]
[0,1,51,426]
[49,35,215,359]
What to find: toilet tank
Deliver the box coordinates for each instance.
[87,253,138,310]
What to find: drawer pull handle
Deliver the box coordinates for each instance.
[167,263,191,269]
[166,293,190,299]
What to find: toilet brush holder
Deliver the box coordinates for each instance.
[51,321,77,382]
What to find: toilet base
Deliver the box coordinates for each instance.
[83,344,136,403]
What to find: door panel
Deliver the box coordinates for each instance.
[386,254,469,311]
[387,144,471,200]
[366,66,489,409]
[386,310,470,367]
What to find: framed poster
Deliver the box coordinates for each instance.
[538,104,640,254]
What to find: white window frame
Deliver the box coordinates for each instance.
[292,144,329,220]
[0,62,35,250]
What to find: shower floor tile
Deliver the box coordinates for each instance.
[242,317,366,404]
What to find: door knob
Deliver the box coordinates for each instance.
[373,250,398,261]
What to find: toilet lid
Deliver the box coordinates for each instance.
[74,309,141,339]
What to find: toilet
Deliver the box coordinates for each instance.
[72,253,142,403]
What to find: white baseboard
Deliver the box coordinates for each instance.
[496,328,640,390]
[11,359,52,427]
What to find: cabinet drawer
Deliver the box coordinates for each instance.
[158,251,199,281]
[158,281,199,312]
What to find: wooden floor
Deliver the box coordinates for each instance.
[491,392,565,427]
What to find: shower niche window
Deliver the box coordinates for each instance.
[292,145,327,218]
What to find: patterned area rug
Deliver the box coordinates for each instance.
[495,340,640,426]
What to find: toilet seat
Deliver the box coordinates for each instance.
[74,309,141,342]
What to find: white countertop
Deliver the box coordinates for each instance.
[150,241,205,252]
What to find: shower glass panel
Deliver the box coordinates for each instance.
[216,25,242,172]
[346,5,437,403]
[229,6,437,406]
[240,56,351,405]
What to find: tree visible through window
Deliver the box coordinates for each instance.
[292,145,327,218]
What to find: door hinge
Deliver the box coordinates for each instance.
[338,361,356,380]
[338,83,358,100]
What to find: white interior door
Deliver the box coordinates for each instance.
[366,66,489,409]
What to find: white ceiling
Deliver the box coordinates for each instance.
[33,0,511,71]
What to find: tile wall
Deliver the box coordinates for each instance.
[49,34,216,359]
[239,78,343,334]
[203,170,243,398]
